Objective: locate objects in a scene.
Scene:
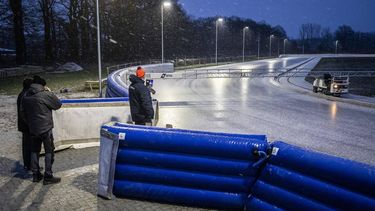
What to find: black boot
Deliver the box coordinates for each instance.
[32,172,43,182]
[43,175,61,185]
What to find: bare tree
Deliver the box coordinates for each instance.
[300,23,321,40]
[9,0,26,64]
[299,23,322,53]
[38,0,56,63]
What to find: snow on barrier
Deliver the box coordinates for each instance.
[97,122,269,210]
[53,98,158,150]
[106,63,174,97]
[246,141,375,210]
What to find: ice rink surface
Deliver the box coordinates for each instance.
[152,57,375,165]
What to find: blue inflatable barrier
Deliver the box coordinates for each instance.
[99,123,268,210]
[113,180,247,210]
[246,197,282,211]
[104,126,267,161]
[113,122,267,141]
[115,164,253,193]
[106,70,129,97]
[116,149,257,176]
[98,124,375,210]
[61,97,128,104]
[268,141,375,197]
[246,141,375,210]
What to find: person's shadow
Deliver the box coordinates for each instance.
[0,157,38,209]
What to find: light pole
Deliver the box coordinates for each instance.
[257,33,260,60]
[161,1,171,63]
[95,0,102,97]
[283,38,288,54]
[215,18,223,65]
[302,41,305,54]
[335,40,339,54]
[269,34,274,57]
[242,26,249,62]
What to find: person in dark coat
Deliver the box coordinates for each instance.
[128,67,154,125]
[21,76,62,184]
[17,78,33,170]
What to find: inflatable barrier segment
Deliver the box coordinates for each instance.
[98,123,269,210]
[103,124,268,161]
[61,97,129,104]
[112,122,267,141]
[246,141,375,210]
[98,124,375,210]
[105,63,174,98]
[106,69,129,97]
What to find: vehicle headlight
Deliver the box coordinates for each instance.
[333,84,338,89]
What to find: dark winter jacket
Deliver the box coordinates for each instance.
[21,84,62,136]
[17,88,29,132]
[128,74,154,123]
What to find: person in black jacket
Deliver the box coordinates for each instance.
[21,76,62,184]
[17,78,33,170]
[129,67,154,125]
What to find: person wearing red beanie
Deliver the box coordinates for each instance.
[128,67,154,125]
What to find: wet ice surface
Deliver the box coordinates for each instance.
[152,58,375,165]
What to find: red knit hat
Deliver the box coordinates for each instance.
[136,67,145,78]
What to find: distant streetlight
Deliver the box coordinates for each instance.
[215,18,224,65]
[95,0,102,97]
[302,42,305,54]
[257,33,260,60]
[335,40,339,54]
[242,26,249,62]
[161,1,172,63]
[283,38,288,54]
[269,34,274,57]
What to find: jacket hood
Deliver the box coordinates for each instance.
[129,74,144,84]
[26,84,45,96]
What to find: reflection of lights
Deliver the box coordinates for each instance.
[330,102,337,120]
[210,78,229,110]
[267,60,277,72]
[239,65,255,70]
[211,78,228,96]
[241,78,249,95]
[282,58,287,67]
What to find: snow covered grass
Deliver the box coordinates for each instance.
[0,67,106,95]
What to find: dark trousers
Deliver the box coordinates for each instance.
[22,131,32,169]
[134,121,146,125]
[31,130,55,176]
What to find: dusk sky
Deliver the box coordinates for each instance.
[178,0,375,38]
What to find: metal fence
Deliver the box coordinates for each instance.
[105,55,260,76]
[154,68,375,80]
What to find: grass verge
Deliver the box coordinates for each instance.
[0,67,106,95]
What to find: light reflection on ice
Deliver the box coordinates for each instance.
[330,102,337,120]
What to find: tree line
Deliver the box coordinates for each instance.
[1,0,287,66]
[1,0,374,67]
[297,23,375,54]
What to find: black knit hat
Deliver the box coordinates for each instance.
[33,75,47,86]
[22,78,33,89]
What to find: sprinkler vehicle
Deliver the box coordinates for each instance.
[313,74,349,97]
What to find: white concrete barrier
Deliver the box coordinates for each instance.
[52,98,158,150]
